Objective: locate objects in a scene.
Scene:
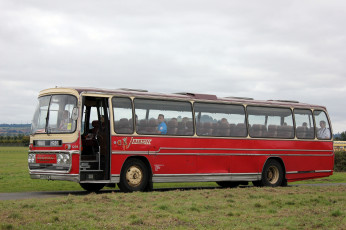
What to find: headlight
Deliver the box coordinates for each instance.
[63,154,70,164]
[57,154,64,164]
[57,153,71,165]
[28,154,36,163]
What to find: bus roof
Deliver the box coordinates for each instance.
[39,87,327,110]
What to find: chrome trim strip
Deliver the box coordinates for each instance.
[30,173,79,182]
[152,173,261,183]
[112,151,148,155]
[315,170,333,173]
[157,147,332,152]
[112,151,334,157]
[111,175,120,183]
[286,170,332,174]
[80,180,111,184]
[29,169,71,174]
[29,150,80,154]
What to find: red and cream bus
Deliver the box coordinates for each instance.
[29,87,334,192]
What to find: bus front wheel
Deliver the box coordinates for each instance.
[118,158,149,193]
[255,159,284,187]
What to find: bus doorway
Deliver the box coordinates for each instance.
[80,96,111,185]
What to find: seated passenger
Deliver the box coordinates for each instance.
[317,120,331,139]
[157,114,167,134]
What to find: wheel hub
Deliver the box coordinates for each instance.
[126,166,143,187]
[267,166,279,184]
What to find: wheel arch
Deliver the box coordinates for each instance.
[262,157,286,176]
[262,156,287,185]
[117,155,153,192]
[121,155,153,177]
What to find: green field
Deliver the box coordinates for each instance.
[0,147,345,193]
[0,186,345,229]
[0,147,345,229]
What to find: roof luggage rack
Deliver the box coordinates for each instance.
[224,96,254,100]
[175,92,217,100]
[268,100,300,103]
[117,88,148,92]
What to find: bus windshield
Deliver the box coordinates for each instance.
[31,95,77,134]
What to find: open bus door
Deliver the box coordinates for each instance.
[79,96,111,191]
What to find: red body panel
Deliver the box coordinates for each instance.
[111,135,334,181]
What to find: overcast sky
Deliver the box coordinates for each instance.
[1,0,345,133]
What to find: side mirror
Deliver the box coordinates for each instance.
[72,107,79,121]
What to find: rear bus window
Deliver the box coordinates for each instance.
[314,110,331,140]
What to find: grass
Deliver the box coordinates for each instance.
[0,147,345,229]
[0,186,345,229]
[0,147,345,193]
[0,147,83,193]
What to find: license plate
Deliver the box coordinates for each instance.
[36,154,56,164]
[40,175,51,180]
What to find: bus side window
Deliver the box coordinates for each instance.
[112,97,134,134]
[194,103,247,137]
[134,99,193,136]
[314,110,331,140]
[247,106,294,139]
[294,109,314,139]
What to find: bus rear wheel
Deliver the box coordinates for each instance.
[80,183,105,192]
[256,159,284,187]
[118,158,148,193]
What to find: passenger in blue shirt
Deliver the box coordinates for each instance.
[157,114,167,134]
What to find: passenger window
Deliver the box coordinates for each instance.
[314,110,331,140]
[112,97,134,134]
[247,106,294,139]
[194,103,247,137]
[134,99,193,135]
[294,109,314,139]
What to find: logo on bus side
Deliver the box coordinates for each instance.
[132,139,152,145]
[115,137,152,150]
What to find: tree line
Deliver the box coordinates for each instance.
[0,135,30,146]
[334,131,346,141]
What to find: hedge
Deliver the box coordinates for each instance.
[334,151,346,172]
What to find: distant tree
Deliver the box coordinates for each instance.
[335,131,346,141]
[340,131,346,141]
[22,136,30,146]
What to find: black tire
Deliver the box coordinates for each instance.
[216,181,240,188]
[252,180,262,187]
[260,159,284,187]
[80,183,105,192]
[118,158,149,192]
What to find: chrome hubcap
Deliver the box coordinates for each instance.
[126,166,143,187]
[267,166,279,184]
